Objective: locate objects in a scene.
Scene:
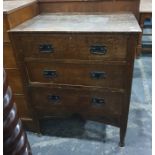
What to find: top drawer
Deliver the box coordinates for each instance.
[20,33,128,60]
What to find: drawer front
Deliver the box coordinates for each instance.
[21,34,128,60]
[6,69,24,94]
[30,86,124,117]
[4,43,17,68]
[26,61,125,89]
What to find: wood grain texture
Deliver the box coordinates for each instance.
[3,0,39,132]
[39,0,140,19]
[3,1,39,43]
[3,15,10,43]
[6,2,39,29]
[26,60,126,89]
[30,85,124,116]
[4,42,17,68]
[14,95,32,119]
[9,11,140,146]
[3,0,37,14]
[119,34,137,147]
[5,69,24,94]
[18,33,128,61]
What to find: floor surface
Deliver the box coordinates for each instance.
[27,54,152,155]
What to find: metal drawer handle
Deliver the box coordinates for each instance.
[91,97,105,107]
[90,44,107,55]
[43,70,57,78]
[90,71,107,79]
[39,44,54,53]
[47,95,60,104]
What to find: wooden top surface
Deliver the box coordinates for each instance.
[140,0,152,13]
[3,0,37,14]
[10,12,141,33]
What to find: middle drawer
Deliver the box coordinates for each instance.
[26,61,126,89]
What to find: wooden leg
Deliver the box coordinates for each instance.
[119,126,127,147]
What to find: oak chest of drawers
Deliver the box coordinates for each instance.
[9,12,141,146]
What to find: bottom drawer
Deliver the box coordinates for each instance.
[30,86,124,119]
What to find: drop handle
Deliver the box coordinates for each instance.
[43,70,57,78]
[91,97,105,107]
[90,44,107,55]
[90,71,107,79]
[47,95,60,104]
[39,44,54,53]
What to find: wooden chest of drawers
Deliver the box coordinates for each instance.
[9,13,141,146]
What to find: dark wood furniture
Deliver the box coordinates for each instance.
[3,0,39,131]
[3,70,32,155]
[136,0,152,57]
[10,11,141,146]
